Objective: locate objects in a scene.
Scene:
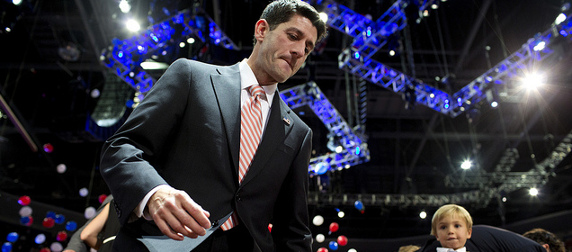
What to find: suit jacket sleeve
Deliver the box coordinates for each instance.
[100,59,193,225]
[271,127,313,251]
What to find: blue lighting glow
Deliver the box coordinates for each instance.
[354,51,360,59]
[355,147,361,155]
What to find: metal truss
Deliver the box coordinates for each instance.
[323,0,572,117]
[310,130,572,207]
[280,82,370,174]
[99,8,237,93]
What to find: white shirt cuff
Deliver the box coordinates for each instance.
[135,184,172,220]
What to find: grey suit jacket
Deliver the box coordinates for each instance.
[100,59,313,251]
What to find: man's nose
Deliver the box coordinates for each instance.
[291,42,305,58]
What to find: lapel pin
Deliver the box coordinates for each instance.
[283,117,291,125]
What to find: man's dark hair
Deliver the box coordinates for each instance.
[523,228,565,252]
[255,0,327,45]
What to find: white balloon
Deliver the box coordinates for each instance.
[79,187,89,197]
[315,233,325,243]
[50,242,63,252]
[56,164,67,174]
[312,215,324,226]
[348,249,357,252]
[19,206,32,217]
[84,206,96,219]
[35,234,46,244]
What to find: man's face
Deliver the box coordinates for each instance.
[253,14,318,85]
[435,215,472,250]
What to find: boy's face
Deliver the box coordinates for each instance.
[435,215,472,250]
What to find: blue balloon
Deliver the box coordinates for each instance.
[54,214,65,224]
[65,221,78,231]
[354,200,364,210]
[6,232,18,243]
[46,211,56,219]
[20,216,31,225]
[328,241,339,250]
[2,242,12,252]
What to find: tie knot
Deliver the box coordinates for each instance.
[248,85,265,99]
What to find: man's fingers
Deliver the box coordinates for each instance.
[148,188,210,239]
[153,216,184,241]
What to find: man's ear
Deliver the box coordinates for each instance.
[254,19,269,42]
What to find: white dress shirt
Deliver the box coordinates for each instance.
[437,247,467,252]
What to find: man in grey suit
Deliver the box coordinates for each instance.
[99,0,327,251]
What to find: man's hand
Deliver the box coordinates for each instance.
[147,187,211,240]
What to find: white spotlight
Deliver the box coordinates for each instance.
[12,0,22,5]
[389,50,396,56]
[187,37,196,44]
[319,12,328,23]
[529,187,539,196]
[533,41,546,51]
[419,210,427,219]
[126,19,140,32]
[491,101,498,108]
[521,73,544,90]
[338,211,345,218]
[461,160,472,170]
[555,13,567,25]
[119,0,131,13]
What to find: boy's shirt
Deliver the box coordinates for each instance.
[437,247,467,252]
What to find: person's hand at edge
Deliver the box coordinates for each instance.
[147,187,211,240]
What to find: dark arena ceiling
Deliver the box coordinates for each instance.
[1,0,572,251]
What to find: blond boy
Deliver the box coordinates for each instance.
[431,204,473,252]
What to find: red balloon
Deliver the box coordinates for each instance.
[18,195,31,206]
[43,143,54,153]
[317,247,328,252]
[98,194,108,204]
[337,235,348,246]
[329,222,339,233]
[42,217,55,228]
[56,231,68,241]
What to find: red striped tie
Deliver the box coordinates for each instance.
[221,85,265,231]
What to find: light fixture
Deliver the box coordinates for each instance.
[319,12,328,23]
[140,60,169,70]
[126,19,140,32]
[12,0,22,5]
[532,40,546,51]
[491,101,498,108]
[529,187,539,196]
[461,160,472,170]
[555,13,567,25]
[520,72,545,90]
[119,0,131,13]
[419,210,427,219]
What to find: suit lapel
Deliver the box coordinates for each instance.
[210,64,241,179]
[240,90,294,186]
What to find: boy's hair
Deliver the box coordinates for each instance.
[523,228,566,252]
[430,204,473,236]
[254,0,328,45]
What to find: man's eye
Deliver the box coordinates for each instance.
[289,34,297,40]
